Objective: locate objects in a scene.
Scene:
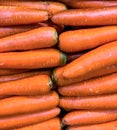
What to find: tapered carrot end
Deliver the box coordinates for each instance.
[54,29,58,44]
[51,69,58,86]
[60,52,67,66]
[49,77,53,89]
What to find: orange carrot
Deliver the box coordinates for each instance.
[59,94,117,110]
[67,52,86,63]
[59,26,117,52]
[0,1,67,14]
[0,107,60,130]
[0,48,67,69]
[0,91,59,116]
[62,110,117,126]
[17,117,61,130]
[58,73,117,96]
[52,7,117,26]
[63,41,117,79]
[0,68,28,76]
[52,64,117,86]
[0,6,49,26]
[68,120,117,130]
[0,69,51,83]
[0,24,40,38]
[0,75,53,96]
[0,27,58,52]
[58,0,117,9]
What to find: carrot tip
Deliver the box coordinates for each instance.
[54,29,58,44]
[49,77,53,89]
[60,52,67,66]
[51,69,58,86]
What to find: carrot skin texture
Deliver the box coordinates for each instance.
[16,117,61,130]
[0,75,53,96]
[0,107,60,130]
[68,120,117,130]
[52,7,117,26]
[0,1,67,14]
[0,6,49,26]
[52,64,117,86]
[0,69,51,83]
[63,41,117,79]
[0,27,58,52]
[58,0,117,9]
[0,48,67,69]
[59,26,117,52]
[0,69,29,76]
[62,110,117,126]
[59,94,117,110]
[58,73,117,96]
[0,91,59,116]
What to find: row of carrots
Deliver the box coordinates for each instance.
[0,0,117,130]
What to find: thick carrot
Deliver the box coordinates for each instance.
[0,6,49,26]
[0,48,67,69]
[0,107,60,130]
[63,41,117,79]
[52,7,117,26]
[0,27,58,52]
[68,120,117,130]
[0,68,28,76]
[58,73,117,96]
[59,26,117,52]
[17,117,61,130]
[58,0,117,9]
[0,69,51,83]
[67,52,86,63]
[52,64,117,86]
[59,94,117,110]
[0,91,59,116]
[62,110,117,126]
[0,75,53,96]
[0,1,67,14]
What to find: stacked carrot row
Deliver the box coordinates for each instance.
[0,0,117,130]
[0,1,67,129]
[51,0,117,130]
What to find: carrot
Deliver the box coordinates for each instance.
[0,91,59,116]
[0,75,53,96]
[58,73,117,96]
[0,1,67,14]
[0,107,60,130]
[59,94,117,110]
[0,68,28,76]
[0,27,58,52]
[59,26,117,52]
[0,69,51,83]
[68,120,117,130]
[58,0,117,9]
[52,7,117,26]
[0,48,67,69]
[63,41,117,79]
[52,64,117,86]
[0,24,40,38]
[67,52,86,63]
[17,117,61,130]
[0,6,49,26]
[62,110,117,126]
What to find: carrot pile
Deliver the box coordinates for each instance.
[0,0,117,129]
